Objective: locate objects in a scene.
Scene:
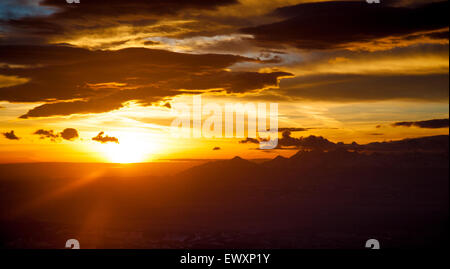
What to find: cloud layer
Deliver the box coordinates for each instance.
[0,45,290,118]
[242,1,448,50]
[392,118,449,128]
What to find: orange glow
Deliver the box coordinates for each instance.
[101,138,154,163]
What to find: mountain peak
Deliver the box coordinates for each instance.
[229,156,254,166]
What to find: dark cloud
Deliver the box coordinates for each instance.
[362,135,448,152]
[92,132,119,144]
[279,74,449,102]
[32,128,79,141]
[40,0,236,16]
[278,130,336,150]
[392,118,449,128]
[213,147,221,150]
[389,0,445,8]
[60,128,79,141]
[2,130,19,140]
[166,70,291,94]
[0,45,290,118]
[241,1,448,50]
[240,130,337,151]
[239,137,260,144]
[19,95,131,119]
[278,127,309,132]
[1,0,237,44]
[241,130,449,153]
[33,129,59,140]
[143,40,161,46]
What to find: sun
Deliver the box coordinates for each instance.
[101,134,158,163]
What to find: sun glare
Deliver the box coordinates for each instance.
[101,134,157,163]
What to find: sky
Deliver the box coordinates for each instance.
[0,0,448,163]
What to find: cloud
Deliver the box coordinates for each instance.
[92,132,119,144]
[1,0,447,54]
[279,44,449,76]
[239,137,260,144]
[213,146,221,150]
[278,130,336,150]
[60,128,79,141]
[33,129,59,140]
[250,43,449,103]
[389,0,445,7]
[278,127,309,132]
[0,0,56,20]
[33,128,79,141]
[278,73,448,102]
[241,1,448,50]
[1,0,237,45]
[0,74,29,88]
[240,130,337,151]
[40,0,237,15]
[362,135,448,152]
[0,45,290,118]
[392,118,449,128]
[240,131,449,153]
[2,130,19,140]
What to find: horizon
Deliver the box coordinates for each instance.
[0,133,448,164]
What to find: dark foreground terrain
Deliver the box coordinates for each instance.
[0,136,448,249]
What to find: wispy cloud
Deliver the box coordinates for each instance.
[392,118,449,128]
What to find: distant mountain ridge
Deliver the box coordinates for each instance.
[181,135,449,178]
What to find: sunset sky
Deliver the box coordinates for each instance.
[0,0,448,163]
